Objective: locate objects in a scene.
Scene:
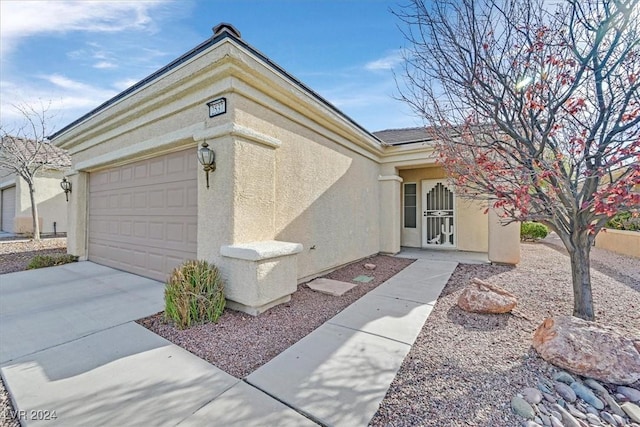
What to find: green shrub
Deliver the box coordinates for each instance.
[605,211,640,231]
[520,221,549,241]
[164,260,225,329]
[26,254,79,269]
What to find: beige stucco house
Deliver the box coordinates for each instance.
[50,23,520,315]
[0,139,71,235]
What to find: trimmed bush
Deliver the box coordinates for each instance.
[605,211,640,231]
[164,260,225,329]
[520,221,549,241]
[26,254,79,269]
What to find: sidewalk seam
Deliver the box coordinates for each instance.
[324,321,416,347]
[242,379,326,426]
[173,379,242,426]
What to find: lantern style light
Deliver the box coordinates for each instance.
[197,142,216,189]
[60,177,72,202]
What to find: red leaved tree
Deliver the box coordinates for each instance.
[395,0,640,320]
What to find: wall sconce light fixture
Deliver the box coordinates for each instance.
[197,142,216,189]
[60,177,72,202]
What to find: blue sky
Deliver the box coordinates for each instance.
[0,0,423,137]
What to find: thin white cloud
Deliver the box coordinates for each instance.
[94,61,117,70]
[0,75,118,135]
[42,74,94,92]
[0,0,168,57]
[365,49,406,71]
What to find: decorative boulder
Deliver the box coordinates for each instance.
[364,263,376,270]
[533,316,640,385]
[457,278,517,314]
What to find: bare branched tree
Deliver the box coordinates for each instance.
[0,102,70,240]
[395,0,640,320]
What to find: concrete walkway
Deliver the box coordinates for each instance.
[1,257,458,426]
[246,258,458,426]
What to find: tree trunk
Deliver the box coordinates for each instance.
[568,234,594,321]
[28,183,40,241]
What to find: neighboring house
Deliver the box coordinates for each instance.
[0,138,71,234]
[49,23,520,315]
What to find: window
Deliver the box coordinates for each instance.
[404,183,417,228]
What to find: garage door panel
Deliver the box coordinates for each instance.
[89,216,197,251]
[89,240,193,282]
[1,186,16,232]
[90,151,195,193]
[89,149,197,281]
[90,184,196,216]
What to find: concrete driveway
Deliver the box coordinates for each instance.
[0,262,165,364]
[0,262,310,426]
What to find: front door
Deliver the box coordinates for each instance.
[421,180,456,248]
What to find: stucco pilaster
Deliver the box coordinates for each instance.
[195,135,234,266]
[488,208,521,264]
[378,175,403,254]
[66,171,88,259]
[231,135,280,243]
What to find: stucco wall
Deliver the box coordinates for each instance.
[595,229,640,258]
[14,170,68,234]
[232,93,381,279]
[398,167,488,252]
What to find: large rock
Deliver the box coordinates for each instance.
[533,316,640,385]
[457,278,517,314]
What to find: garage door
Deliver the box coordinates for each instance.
[1,186,16,232]
[88,149,198,282]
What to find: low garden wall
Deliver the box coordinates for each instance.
[595,228,640,258]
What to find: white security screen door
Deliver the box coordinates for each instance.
[421,180,456,248]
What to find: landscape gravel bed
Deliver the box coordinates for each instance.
[138,254,415,378]
[0,377,19,427]
[370,242,640,427]
[0,238,67,274]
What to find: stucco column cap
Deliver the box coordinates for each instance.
[193,123,282,149]
[221,240,303,261]
[378,175,403,182]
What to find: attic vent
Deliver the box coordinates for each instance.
[212,23,241,39]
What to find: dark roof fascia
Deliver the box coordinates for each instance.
[388,139,434,146]
[49,30,384,147]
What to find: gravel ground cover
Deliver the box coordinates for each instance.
[0,378,19,427]
[138,255,415,378]
[0,238,67,274]
[370,241,640,427]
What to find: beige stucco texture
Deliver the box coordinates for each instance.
[231,99,381,279]
[10,170,68,234]
[595,229,640,258]
[221,241,303,314]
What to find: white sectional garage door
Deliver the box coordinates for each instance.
[88,149,198,281]
[1,186,16,232]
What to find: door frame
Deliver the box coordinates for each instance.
[421,179,457,249]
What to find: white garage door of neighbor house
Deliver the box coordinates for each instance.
[1,186,16,233]
[88,149,198,282]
